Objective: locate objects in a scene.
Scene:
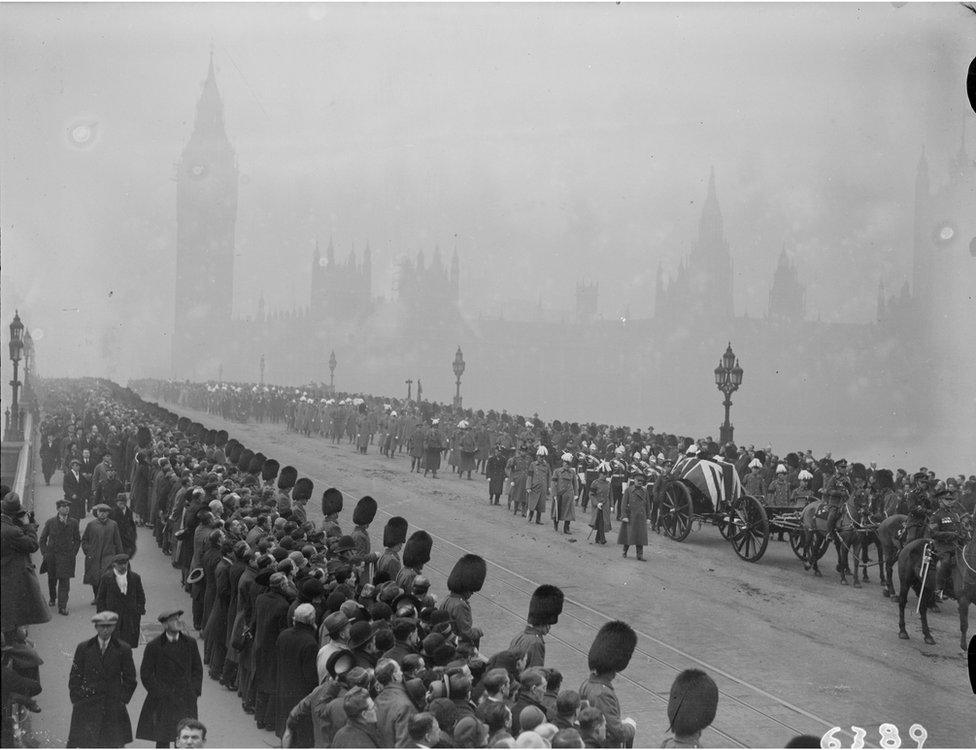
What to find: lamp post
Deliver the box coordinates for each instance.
[22,329,33,391]
[328,350,337,394]
[452,346,466,409]
[713,342,743,445]
[218,363,223,383]
[6,311,25,441]
[259,354,265,385]
[406,379,413,402]
[417,379,423,403]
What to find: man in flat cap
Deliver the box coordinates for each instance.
[67,612,138,748]
[96,554,146,649]
[136,610,203,748]
[39,498,82,615]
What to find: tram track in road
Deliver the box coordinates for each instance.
[162,405,884,746]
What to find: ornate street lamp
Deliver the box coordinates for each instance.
[452,346,466,409]
[328,350,337,393]
[6,311,25,440]
[406,379,413,402]
[259,353,266,385]
[714,342,743,445]
[22,329,33,389]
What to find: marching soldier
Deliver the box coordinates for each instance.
[526,447,551,525]
[588,462,613,545]
[551,453,579,534]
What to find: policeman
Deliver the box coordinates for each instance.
[822,459,852,545]
[929,490,964,601]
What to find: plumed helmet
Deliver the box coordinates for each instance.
[748,458,763,469]
[785,452,800,470]
[353,496,378,526]
[216,429,229,448]
[775,464,787,474]
[277,466,298,491]
[875,469,894,491]
[262,459,280,482]
[850,462,867,483]
[447,554,487,595]
[536,446,548,457]
[561,452,573,462]
[383,516,409,548]
[527,584,564,627]
[402,530,433,568]
[238,449,255,471]
[797,469,814,482]
[136,425,152,448]
[293,477,314,502]
[322,488,344,516]
[587,620,637,674]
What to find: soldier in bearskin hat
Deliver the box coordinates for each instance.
[396,530,432,593]
[509,584,563,667]
[262,458,280,490]
[321,488,344,540]
[291,477,314,525]
[376,516,408,580]
[276,466,298,513]
[578,621,638,747]
[663,669,718,748]
[351,496,379,580]
[440,554,486,645]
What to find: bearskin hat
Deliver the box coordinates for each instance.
[225,437,239,454]
[785,452,800,470]
[228,443,244,466]
[136,425,152,449]
[190,422,205,438]
[447,554,486,595]
[277,465,298,491]
[528,584,564,627]
[667,669,719,736]
[402,530,432,569]
[587,620,637,674]
[353,496,378,527]
[818,457,835,476]
[875,469,894,491]
[723,443,738,461]
[850,462,867,483]
[261,459,280,482]
[215,429,229,448]
[753,450,767,466]
[293,477,314,502]
[177,417,191,433]
[205,429,216,445]
[237,448,254,471]
[383,516,409,548]
[322,488,344,516]
[246,453,264,475]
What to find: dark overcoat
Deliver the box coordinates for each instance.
[82,517,123,586]
[253,588,292,693]
[201,545,222,628]
[273,622,320,737]
[1,514,51,631]
[63,469,89,519]
[39,514,82,578]
[129,458,150,519]
[135,632,203,744]
[109,505,137,558]
[617,484,650,546]
[95,569,146,649]
[67,636,137,748]
[203,556,232,666]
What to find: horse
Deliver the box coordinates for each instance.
[800,497,866,585]
[877,511,931,599]
[949,539,976,651]
[897,537,938,645]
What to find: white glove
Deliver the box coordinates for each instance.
[622,717,637,731]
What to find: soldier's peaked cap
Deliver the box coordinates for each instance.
[587,620,637,674]
[321,487,344,516]
[292,477,314,501]
[277,465,298,490]
[261,459,280,482]
[383,516,409,548]
[402,530,433,568]
[353,496,378,526]
[447,553,486,594]
[528,584,564,627]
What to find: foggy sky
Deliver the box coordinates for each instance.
[1,2,973,383]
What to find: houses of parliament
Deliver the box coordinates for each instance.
[173,57,975,457]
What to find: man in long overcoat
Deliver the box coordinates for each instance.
[109,493,137,558]
[67,611,138,748]
[526,449,552,524]
[63,458,89,520]
[1,495,51,632]
[273,603,320,740]
[136,609,203,748]
[617,473,650,561]
[39,498,82,614]
[202,539,234,678]
[96,555,147,649]
[82,504,123,601]
[253,572,294,729]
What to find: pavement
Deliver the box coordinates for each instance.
[24,451,275,748]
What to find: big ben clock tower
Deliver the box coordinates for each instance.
[174,52,238,378]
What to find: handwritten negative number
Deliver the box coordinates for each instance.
[820,724,927,749]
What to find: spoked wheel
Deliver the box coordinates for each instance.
[717,514,732,540]
[727,495,770,562]
[660,481,693,542]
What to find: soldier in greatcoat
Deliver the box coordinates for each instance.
[136,609,203,748]
[550,453,579,534]
[82,503,123,602]
[376,516,408,581]
[96,554,147,649]
[526,447,551,525]
[506,446,530,514]
[617,472,650,561]
[588,463,614,545]
[39,498,82,614]
[67,611,138,748]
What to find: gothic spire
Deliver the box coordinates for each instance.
[697,166,725,252]
[192,52,226,140]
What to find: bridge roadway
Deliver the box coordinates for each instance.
[156,404,972,749]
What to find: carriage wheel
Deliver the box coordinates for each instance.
[717,514,732,540]
[728,495,770,562]
[660,482,693,542]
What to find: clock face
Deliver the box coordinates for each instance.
[190,163,208,179]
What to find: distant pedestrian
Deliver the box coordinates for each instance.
[95,555,146,649]
[39,498,82,615]
[174,717,208,748]
[67,611,138,748]
[82,503,123,602]
[137,610,203,748]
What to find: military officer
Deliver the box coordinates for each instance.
[822,459,852,546]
